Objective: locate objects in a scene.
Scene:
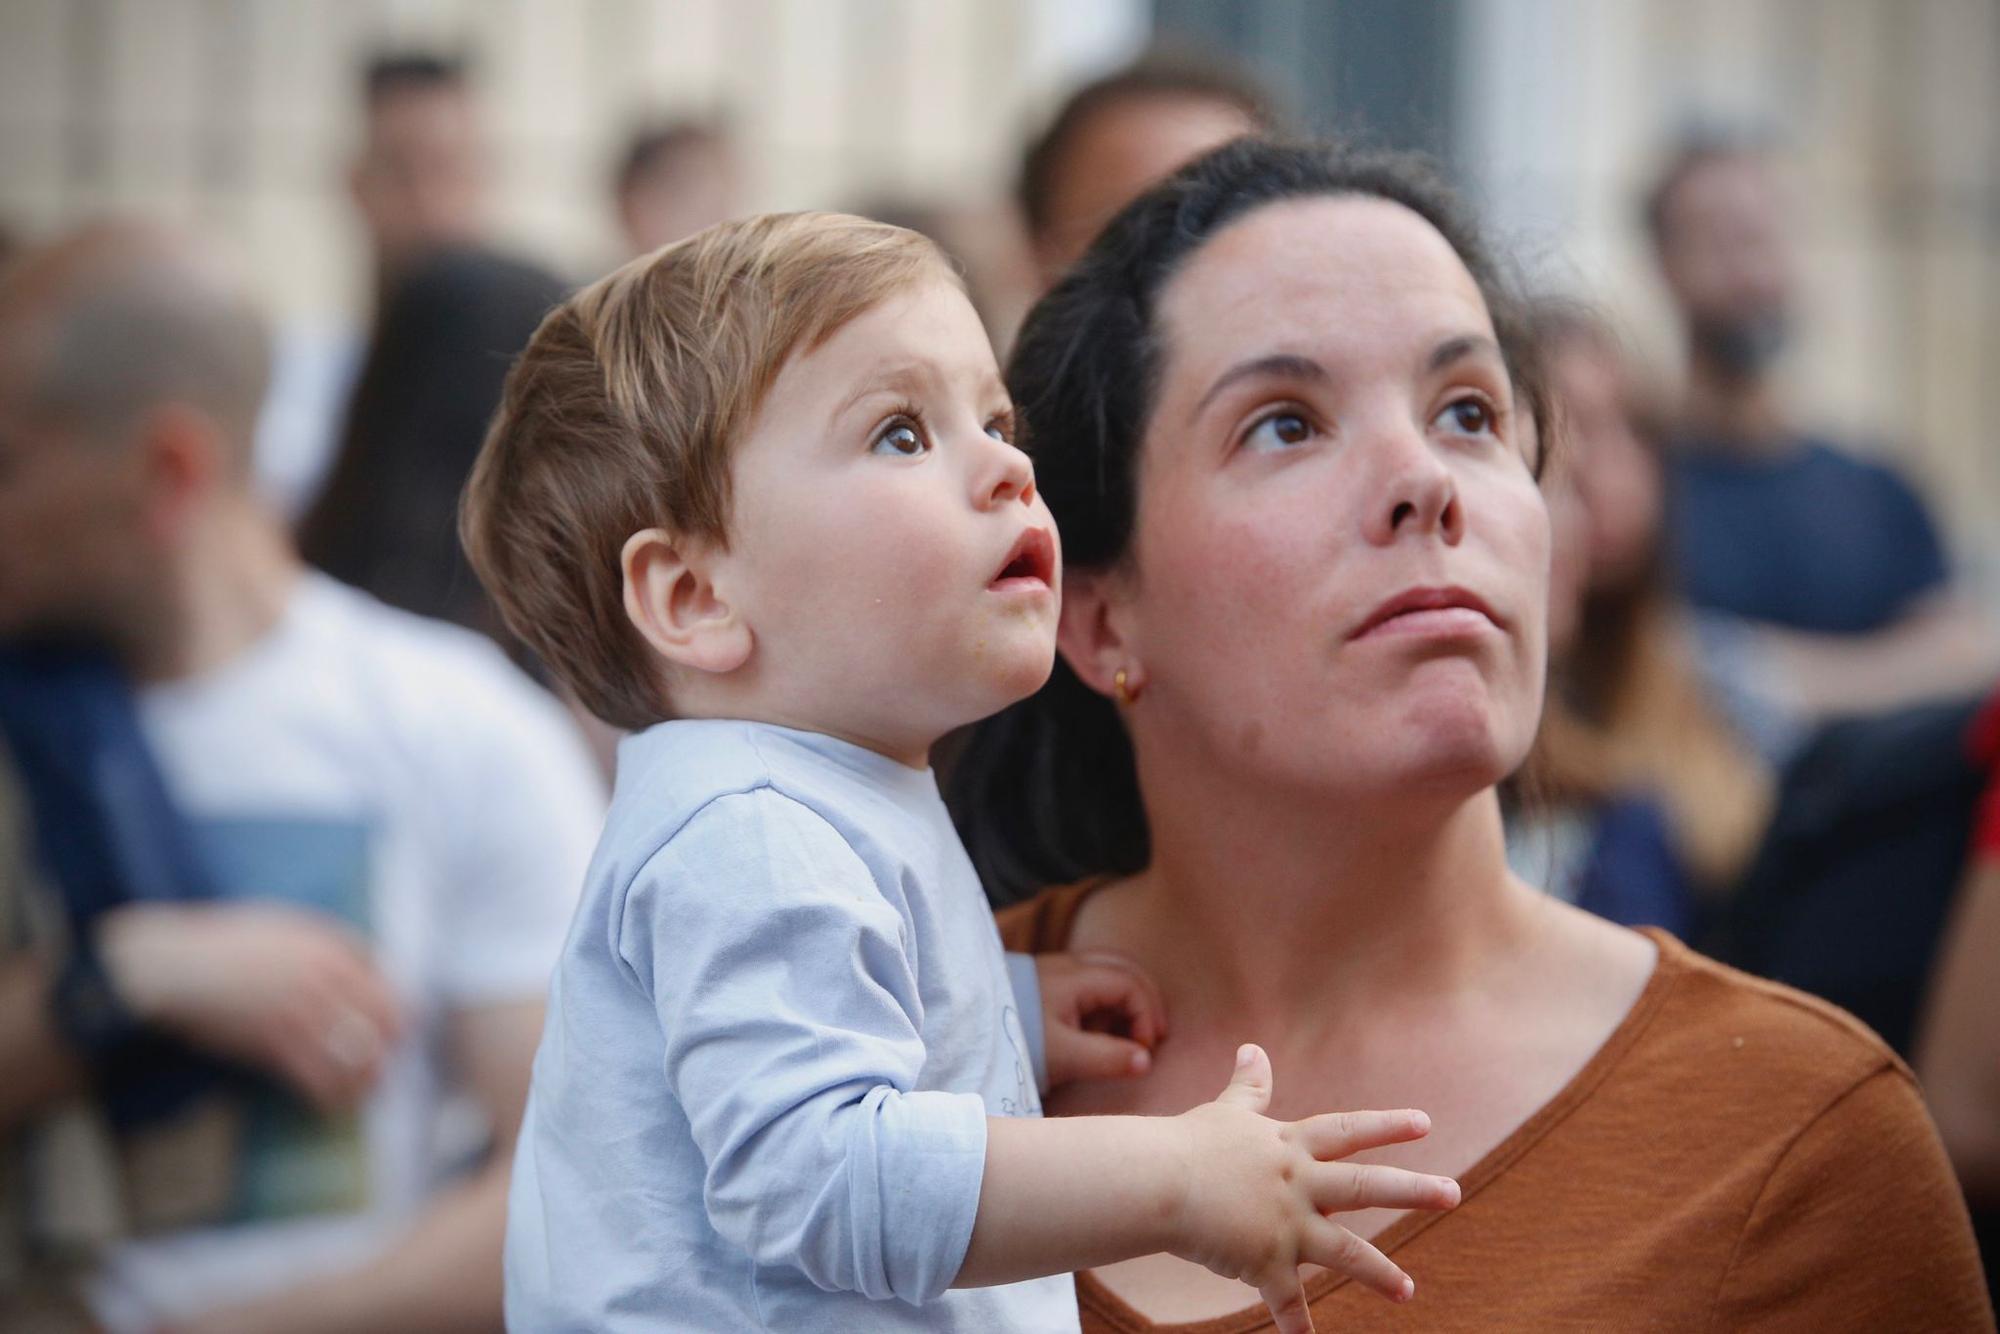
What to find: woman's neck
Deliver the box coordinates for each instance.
[1113,745,1537,1045]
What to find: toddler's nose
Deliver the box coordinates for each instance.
[981,438,1037,509]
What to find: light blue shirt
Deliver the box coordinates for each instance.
[505,720,1076,1332]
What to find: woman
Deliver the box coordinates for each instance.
[1513,306,1775,936]
[952,139,1989,1330]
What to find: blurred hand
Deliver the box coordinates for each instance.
[97,902,403,1111]
[1035,950,1168,1087]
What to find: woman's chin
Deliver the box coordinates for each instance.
[1375,682,1531,794]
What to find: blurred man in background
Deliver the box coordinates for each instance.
[0,222,602,1333]
[1647,132,1999,718]
[611,116,742,259]
[1017,54,1272,290]
[299,53,568,642]
[347,53,492,309]
[255,54,496,530]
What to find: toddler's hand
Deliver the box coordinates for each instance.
[1166,1044,1459,1334]
[1035,950,1167,1087]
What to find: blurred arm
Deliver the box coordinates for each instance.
[1916,860,2000,1203]
[1752,592,2000,720]
[6,895,410,1132]
[179,998,541,1334]
[0,952,87,1130]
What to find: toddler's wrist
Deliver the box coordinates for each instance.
[1153,1111,1206,1259]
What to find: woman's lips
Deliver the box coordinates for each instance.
[1350,586,1501,641]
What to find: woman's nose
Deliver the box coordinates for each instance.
[1364,427,1463,546]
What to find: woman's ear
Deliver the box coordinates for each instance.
[621,528,753,675]
[1056,566,1142,700]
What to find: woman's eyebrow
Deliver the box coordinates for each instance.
[1427,333,1503,373]
[1194,353,1328,415]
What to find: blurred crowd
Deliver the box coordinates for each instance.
[1,41,1996,1334]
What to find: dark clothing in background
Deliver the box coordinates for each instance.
[0,646,221,1130]
[297,246,567,641]
[1574,796,1696,939]
[1666,437,1948,634]
[1708,692,1986,1057]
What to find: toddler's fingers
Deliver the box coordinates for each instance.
[1213,1043,1274,1112]
[1050,1026,1153,1081]
[1258,1272,1317,1334]
[1307,1162,1460,1216]
[1071,950,1169,1042]
[1293,1108,1432,1160]
[1301,1219,1414,1304]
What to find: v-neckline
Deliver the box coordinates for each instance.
[1032,881,1682,1333]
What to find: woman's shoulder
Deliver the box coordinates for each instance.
[1632,936,1989,1329]
[1639,929,1907,1103]
[1583,929,1946,1199]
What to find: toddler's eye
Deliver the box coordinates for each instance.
[1435,397,1495,437]
[984,406,1017,444]
[1244,410,1314,453]
[873,421,927,456]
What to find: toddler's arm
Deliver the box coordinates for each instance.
[622,790,996,1306]
[625,791,1450,1330]
[958,1045,1459,1334]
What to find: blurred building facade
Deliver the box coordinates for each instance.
[0,0,1146,323]
[1,0,1994,550]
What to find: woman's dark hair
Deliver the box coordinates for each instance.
[948,136,1548,903]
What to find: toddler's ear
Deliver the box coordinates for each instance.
[621,528,753,675]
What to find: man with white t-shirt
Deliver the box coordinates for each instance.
[0,222,603,1331]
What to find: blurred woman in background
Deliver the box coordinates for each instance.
[1513,306,1775,935]
[297,246,567,644]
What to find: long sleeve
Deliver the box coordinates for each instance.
[1710,1066,1993,1331]
[1003,952,1047,1094]
[615,789,988,1306]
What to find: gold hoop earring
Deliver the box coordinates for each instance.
[1113,668,1140,707]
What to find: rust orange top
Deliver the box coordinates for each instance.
[999,881,1993,1333]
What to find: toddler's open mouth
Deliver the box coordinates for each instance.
[990,527,1056,590]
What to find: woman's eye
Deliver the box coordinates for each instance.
[1243,410,1314,452]
[1436,397,1495,437]
[872,421,927,456]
